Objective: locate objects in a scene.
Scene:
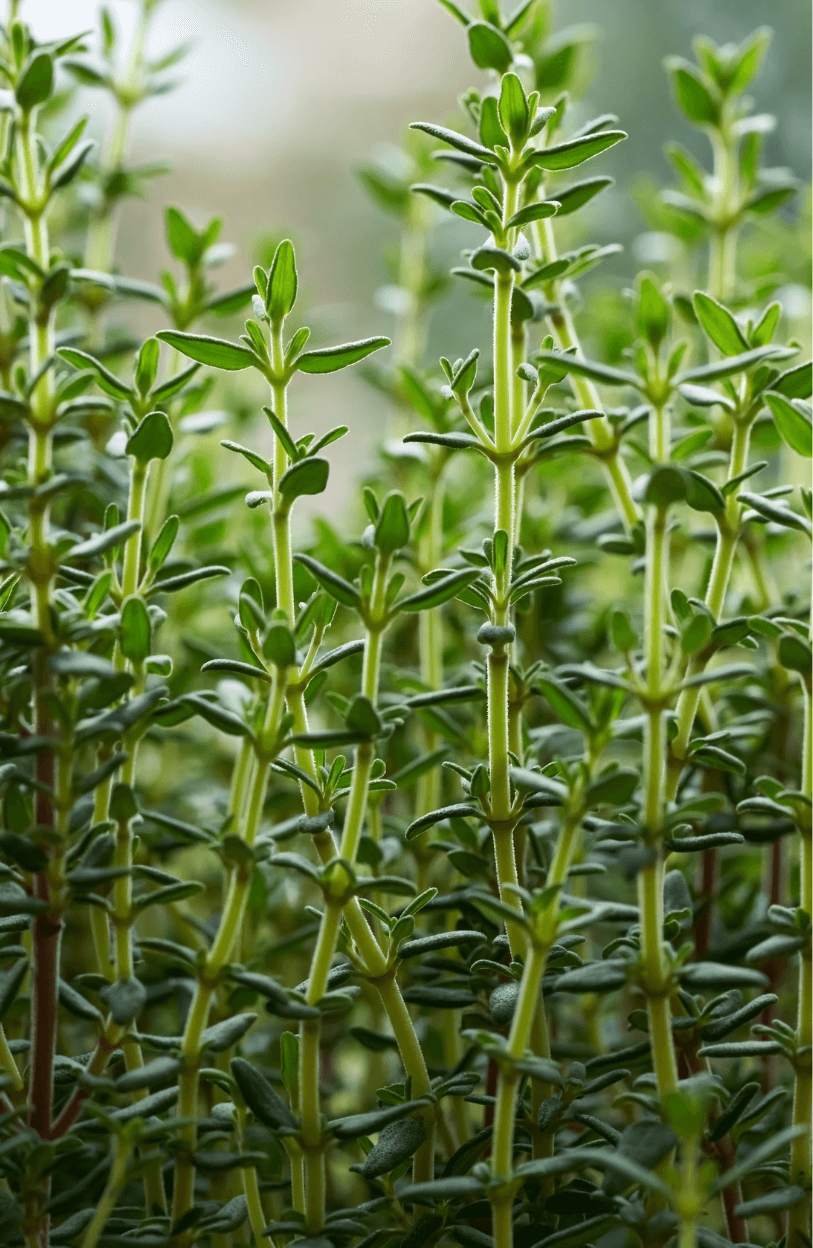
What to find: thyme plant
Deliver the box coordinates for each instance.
[0,4,809,1248]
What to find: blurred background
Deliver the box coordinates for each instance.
[21,0,813,511]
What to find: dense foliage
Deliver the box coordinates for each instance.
[0,2,809,1248]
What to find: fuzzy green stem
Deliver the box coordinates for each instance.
[79,1137,133,1248]
[639,393,679,1105]
[121,462,148,598]
[415,469,445,840]
[531,217,639,532]
[637,856,679,1099]
[376,973,435,1185]
[789,680,812,1246]
[708,128,739,302]
[270,328,295,623]
[172,686,282,1227]
[490,813,582,1248]
[84,6,148,276]
[666,417,751,798]
[297,560,388,1230]
[677,1137,700,1248]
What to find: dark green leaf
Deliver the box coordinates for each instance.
[99,975,147,1024]
[16,53,54,110]
[294,554,360,609]
[467,22,513,73]
[693,292,748,355]
[666,59,720,126]
[296,337,390,374]
[405,804,480,841]
[120,596,151,665]
[529,130,626,171]
[763,392,812,457]
[362,1118,427,1179]
[126,411,173,463]
[409,122,496,164]
[266,239,297,323]
[396,568,479,613]
[551,175,614,216]
[279,457,329,503]
[231,1057,297,1129]
[156,330,258,371]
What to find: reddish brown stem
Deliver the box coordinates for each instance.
[694,847,716,957]
[28,878,62,1140]
[29,730,61,1144]
[49,1033,117,1138]
[716,1136,749,1244]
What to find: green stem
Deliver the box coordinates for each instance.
[84,6,148,275]
[789,681,812,1246]
[637,855,678,1100]
[297,562,387,1230]
[531,217,639,532]
[120,466,146,598]
[676,1137,700,1248]
[639,394,679,1105]
[708,128,739,302]
[79,1137,133,1248]
[270,329,295,623]
[376,974,435,1184]
[666,416,751,799]
[395,196,429,367]
[415,469,445,839]
[172,690,282,1227]
[490,813,582,1248]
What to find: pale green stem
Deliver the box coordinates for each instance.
[238,1104,267,1245]
[143,346,181,542]
[789,679,812,1246]
[172,682,284,1225]
[637,855,678,1099]
[395,196,429,367]
[84,7,148,274]
[79,1137,133,1248]
[490,813,582,1248]
[270,328,295,623]
[531,216,640,532]
[708,128,739,302]
[122,461,148,599]
[17,109,55,632]
[376,974,435,1183]
[414,467,445,864]
[677,1137,700,1248]
[298,561,387,1231]
[639,397,679,1105]
[666,417,752,799]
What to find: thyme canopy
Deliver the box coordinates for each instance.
[0,4,809,1248]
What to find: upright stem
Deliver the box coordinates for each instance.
[789,679,812,1246]
[667,418,752,798]
[414,467,445,887]
[708,128,739,302]
[16,106,61,1232]
[395,195,429,367]
[676,1136,700,1248]
[531,217,639,532]
[639,398,679,1104]
[172,697,281,1227]
[84,7,148,276]
[270,328,295,624]
[490,813,582,1248]
[78,1138,133,1248]
[298,562,388,1232]
[485,175,526,959]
